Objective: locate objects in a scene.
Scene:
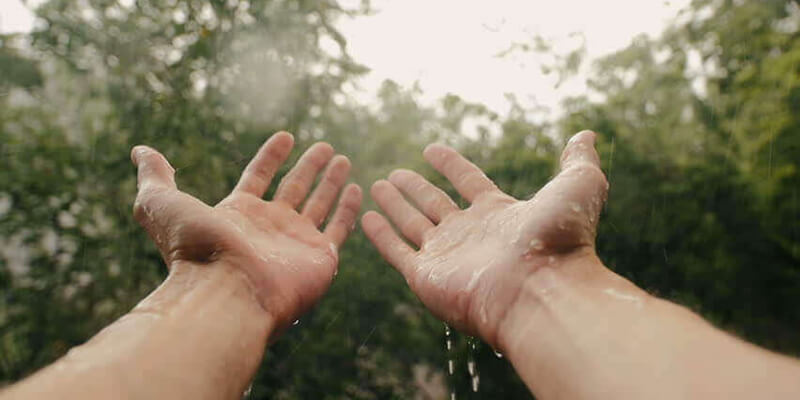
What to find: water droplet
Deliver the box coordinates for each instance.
[242,383,253,398]
[450,392,456,400]
[529,238,544,251]
[471,375,480,392]
[446,339,452,351]
[570,202,582,213]
[292,319,300,326]
[445,324,451,337]
[465,337,480,392]
[448,359,454,375]
[493,349,503,358]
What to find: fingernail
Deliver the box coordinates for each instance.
[568,130,596,145]
[130,146,148,165]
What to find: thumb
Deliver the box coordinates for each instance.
[527,130,608,252]
[131,145,178,250]
[131,145,177,191]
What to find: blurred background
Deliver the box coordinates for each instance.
[1,0,799,398]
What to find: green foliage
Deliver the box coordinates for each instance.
[2,0,800,398]
[559,0,800,353]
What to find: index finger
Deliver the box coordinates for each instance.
[422,144,498,203]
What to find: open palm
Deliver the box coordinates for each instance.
[362,131,608,345]
[132,132,362,328]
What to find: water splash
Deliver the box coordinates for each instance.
[445,324,456,400]
[242,383,252,398]
[467,339,480,392]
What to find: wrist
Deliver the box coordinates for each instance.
[122,261,272,397]
[134,260,274,338]
[496,252,661,398]
[497,251,607,354]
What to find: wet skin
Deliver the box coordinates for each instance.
[364,130,800,400]
[363,130,607,347]
[0,132,363,400]
[131,131,362,329]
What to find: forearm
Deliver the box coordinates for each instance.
[498,254,800,399]
[2,262,272,400]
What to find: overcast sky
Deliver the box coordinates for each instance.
[1,0,690,116]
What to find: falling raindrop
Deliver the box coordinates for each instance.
[493,348,503,359]
[471,375,480,392]
[292,319,300,326]
[445,324,456,400]
[467,339,480,392]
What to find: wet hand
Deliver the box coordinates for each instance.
[362,130,607,346]
[131,132,362,329]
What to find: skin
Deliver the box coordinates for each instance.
[0,131,362,399]
[363,130,800,399]
[3,129,799,399]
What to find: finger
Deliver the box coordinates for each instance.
[131,145,177,191]
[388,169,458,223]
[274,142,335,208]
[371,180,435,247]
[423,144,498,202]
[130,146,178,246]
[361,211,416,276]
[530,130,608,250]
[302,155,352,227]
[324,184,363,247]
[234,131,295,197]
[558,130,608,221]
[560,130,602,172]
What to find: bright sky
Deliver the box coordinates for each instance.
[338,0,691,116]
[1,0,690,116]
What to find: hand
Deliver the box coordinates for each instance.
[131,132,362,329]
[362,130,608,346]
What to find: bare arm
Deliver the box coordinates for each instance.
[362,130,800,399]
[2,132,362,399]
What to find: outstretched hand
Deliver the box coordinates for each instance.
[362,130,607,346]
[131,132,362,329]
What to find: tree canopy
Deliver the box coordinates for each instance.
[1,0,799,398]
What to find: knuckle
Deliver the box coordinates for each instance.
[431,195,452,213]
[280,180,305,198]
[308,149,332,170]
[253,160,276,178]
[342,194,361,211]
[370,180,391,196]
[326,168,348,186]
[306,202,325,219]
[337,204,358,224]
[266,142,288,159]
[568,163,604,179]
